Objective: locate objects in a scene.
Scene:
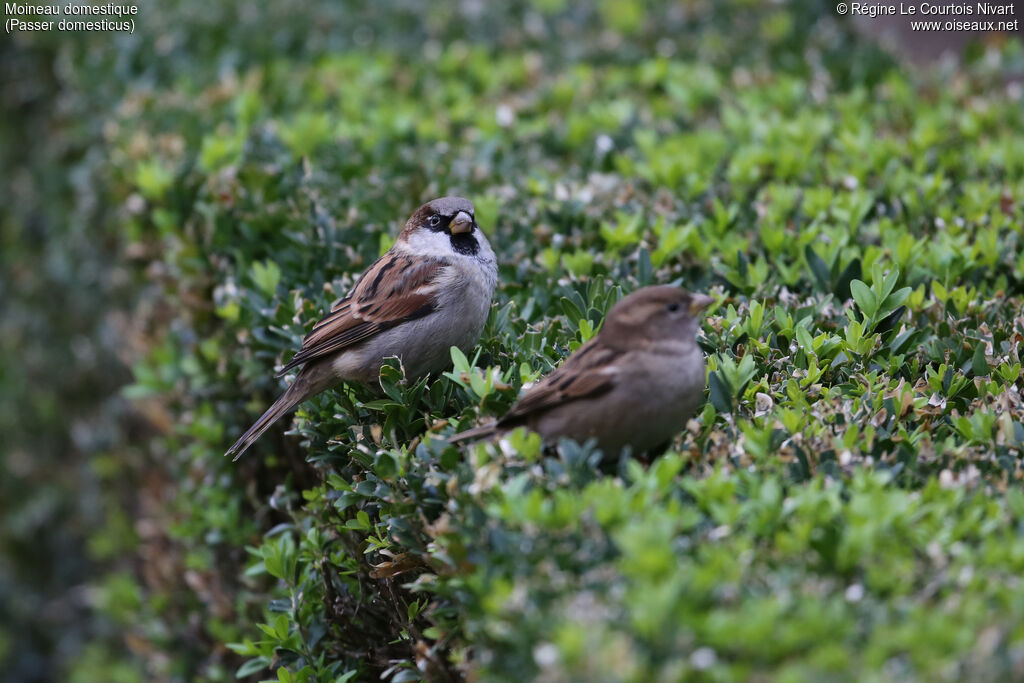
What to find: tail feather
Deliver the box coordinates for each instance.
[448,421,503,445]
[226,362,335,460]
[226,389,302,460]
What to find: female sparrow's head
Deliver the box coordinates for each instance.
[403,196,482,256]
[602,286,713,348]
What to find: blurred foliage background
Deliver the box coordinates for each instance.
[2,1,1023,681]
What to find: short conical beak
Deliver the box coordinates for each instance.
[689,293,714,315]
[449,211,474,234]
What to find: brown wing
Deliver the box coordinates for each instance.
[496,339,622,428]
[278,253,447,374]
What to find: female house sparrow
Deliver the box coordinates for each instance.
[227,197,497,459]
[450,286,712,458]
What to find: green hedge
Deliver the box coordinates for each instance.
[7,0,1024,681]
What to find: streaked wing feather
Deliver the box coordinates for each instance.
[278,254,446,374]
[497,341,621,426]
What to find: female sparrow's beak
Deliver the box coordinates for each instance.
[449,211,474,234]
[689,293,714,315]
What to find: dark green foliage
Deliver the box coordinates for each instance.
[5,0,1024,681]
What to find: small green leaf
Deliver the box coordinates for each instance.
[709,371,733,414]
[883,286,912,313]
[796,325,815,354]
[971,344,988,377]
[469,371,488,398]
[135,159,174,200]
[849,279,877,318]
[559,296,585,324]
[637,247,653,285]
[834,258,862,300]
[236,658,271,679]
[274,614,290,639]
[805,245,831,291]
[251,260,282,296]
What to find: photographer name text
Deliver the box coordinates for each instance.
[845,2,1014,17]
[836,2,1018,30]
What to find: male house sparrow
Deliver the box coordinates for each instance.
[450,286,712,457]
[227,197,498,459]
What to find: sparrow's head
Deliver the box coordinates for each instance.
[402,196,482,257]
[601,286,713,350]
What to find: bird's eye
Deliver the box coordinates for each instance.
[666,302,680,312]
[428,215,441,227]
